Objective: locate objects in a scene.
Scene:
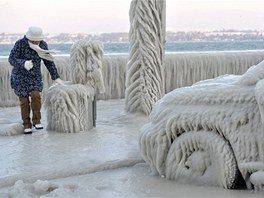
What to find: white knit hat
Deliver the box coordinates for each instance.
[26,26,44,41]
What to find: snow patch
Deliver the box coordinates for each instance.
[239,60,264,86]
[7,180,77,198]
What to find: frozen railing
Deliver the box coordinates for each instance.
[1,51,264,107]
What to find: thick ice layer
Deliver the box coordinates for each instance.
[44,83,94,133]
[1,51,264,107]
[70,40,105,93]
[139,64,264,189]
[250,171,264,191]
[0,100,147,189]
[44,40,105,133]
[125,0,165,115]
[1,102,264,197]
[0,56,127,107]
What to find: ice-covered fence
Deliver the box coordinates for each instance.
[100,55,127,100]
[0,58,15,107]
[0,55,127,107]
[164,51,264,93]
[0,57,71,107]
[1,51,264,107]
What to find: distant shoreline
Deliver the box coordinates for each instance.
[1,30,264,44]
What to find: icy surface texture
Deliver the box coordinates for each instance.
[44,84,94,133]
[70,40,105,93]
[163,52,264,93]
[125,0,165,115]
[240,60,264,86]
[7,180,76,198]
[2,52,264,107]
[139,63,264,189]
[250,171,264,191]
[44,41,105,133]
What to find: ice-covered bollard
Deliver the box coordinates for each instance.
[44,40,104,133]
[45,83,95,133]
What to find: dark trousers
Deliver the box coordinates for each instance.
[19,90,41,128]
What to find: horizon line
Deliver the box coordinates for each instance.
[2,29,264,35]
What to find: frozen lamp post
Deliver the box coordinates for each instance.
[125,0,166,115]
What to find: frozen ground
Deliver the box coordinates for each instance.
[0,99,263,197]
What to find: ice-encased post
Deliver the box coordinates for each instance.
[44,41,105,133]
[125,0,166,115]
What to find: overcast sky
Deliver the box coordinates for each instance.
[0,0,264,34]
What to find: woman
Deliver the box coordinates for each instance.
[9,26,64,134]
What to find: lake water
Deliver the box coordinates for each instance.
[1,40,264,58]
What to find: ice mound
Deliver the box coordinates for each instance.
[0,123,24,136]
[239,60,264,86]
[250,171,264,191]
[7,180,78,198]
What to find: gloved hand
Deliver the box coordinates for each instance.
[24,61,33,71]
[55,78,64,85]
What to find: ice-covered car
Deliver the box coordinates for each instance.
[139,60,264,190]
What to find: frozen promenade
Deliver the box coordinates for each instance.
[0,99,264,197]
[0,100,145,186]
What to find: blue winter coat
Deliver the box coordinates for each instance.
[9,36,60,97]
